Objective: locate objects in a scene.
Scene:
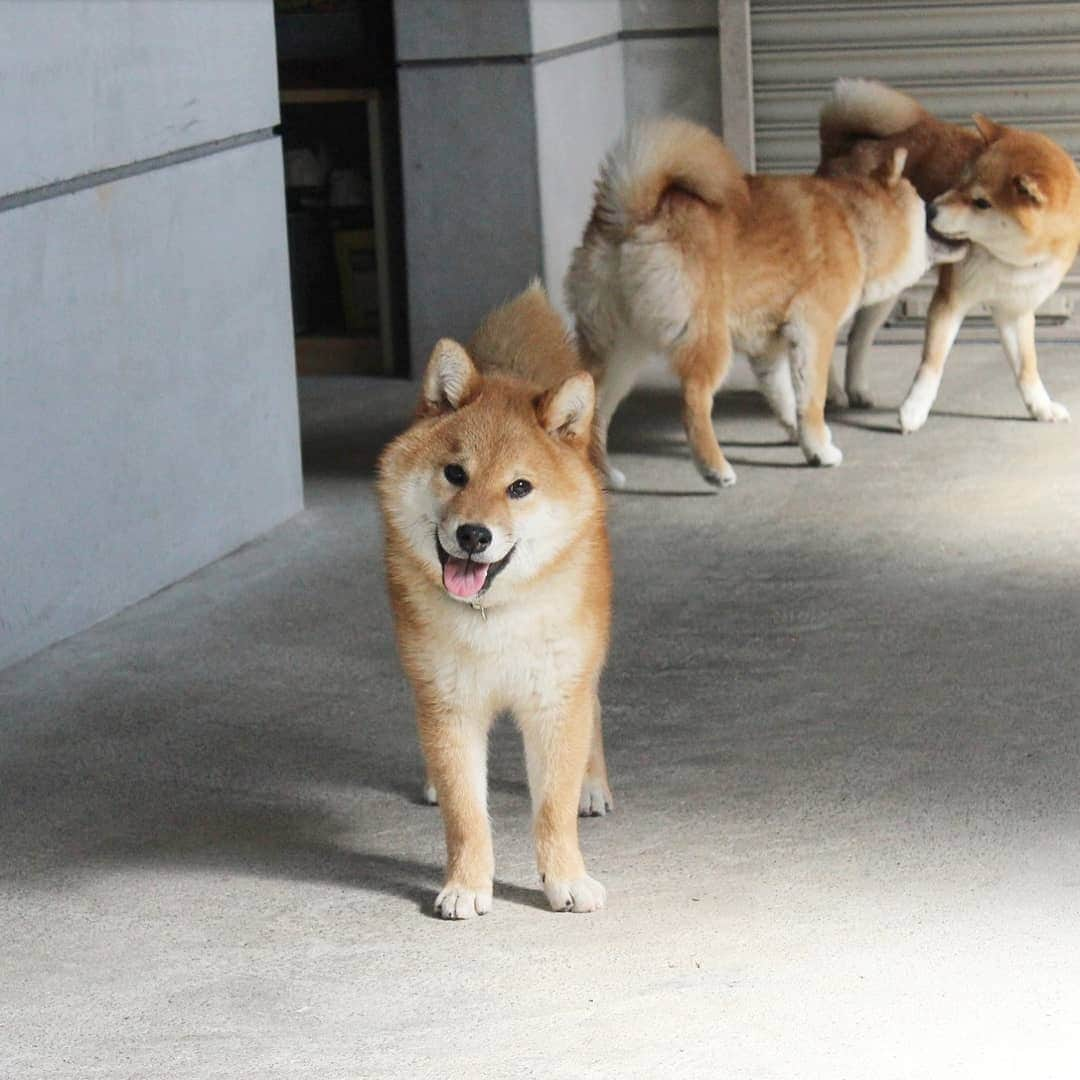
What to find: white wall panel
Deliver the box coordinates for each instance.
[0,0,279,198]
[0,140,302,669]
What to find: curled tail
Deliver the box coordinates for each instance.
[590,117,748,235]
[819,78,927,160]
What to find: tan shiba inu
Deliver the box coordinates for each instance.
[377,283,613,919]
[819,78,1080,431]
[565,117,958,489]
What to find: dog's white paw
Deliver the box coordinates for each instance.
[578,778,613,817]
[422,781,438,805]
[806,442,843,468]
[846,387,875,410]
[1031,399,1070,423]
[698,461,737,488]
[898,399,929,434]
[603,464,627,490]
[780,421,799,445]
[543,874,606,913]
[434,884,492,920]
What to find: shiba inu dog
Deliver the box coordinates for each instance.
[377,283,613,919]
[565,116,958,489]
[819,78,1080,431]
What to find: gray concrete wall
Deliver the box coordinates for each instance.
[395,0,720,371]
[0,1,301,670]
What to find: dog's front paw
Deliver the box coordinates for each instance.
[1031,399,1070,423]
[846,387,875,410]
[698,460,737,488]
[578,778,614,817]
[435,883,492,920]
[543,874,606,913]
[898,399,929,434]
[826,386,849,409]
[806,443,843,468]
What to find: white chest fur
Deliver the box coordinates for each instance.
[414,585,594,719]
[954,247,1068,317]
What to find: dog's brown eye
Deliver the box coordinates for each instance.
[444,464,467,487]
[508,478,532,499]
[972,197,991,210]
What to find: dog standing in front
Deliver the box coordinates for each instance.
[819,77,1080,431]
[566,117,960,489]
[377,284,612,919]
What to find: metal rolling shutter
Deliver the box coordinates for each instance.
[749,0,1080,331]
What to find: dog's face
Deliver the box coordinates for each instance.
[928,115,1080,266]
[378,341,600,606]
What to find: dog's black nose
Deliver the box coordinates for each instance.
[456,523,492,554]
[926,202,939,226]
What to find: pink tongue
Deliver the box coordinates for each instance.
[443,556,490,599]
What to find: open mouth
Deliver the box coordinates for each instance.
[927,224,967,250]
[435,532,515,600]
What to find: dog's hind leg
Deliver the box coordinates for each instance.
[751,355,798,443]
[786,315,844,467]
[578,692,613,817]
[591,339,655,489]
[417,699,495,919]
[673,324,736,487]
[994,309,1070,423]
[523,686,606,912]
[843,296,895,409]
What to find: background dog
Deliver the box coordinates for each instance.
[377,283,613,919]
[566,117,956,489]
[819,77,1080,431]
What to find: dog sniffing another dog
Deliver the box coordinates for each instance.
[379,79,1077,918]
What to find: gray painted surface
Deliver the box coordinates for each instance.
[623,34,721,127]
[394,0,532,60]
[529,0,622,53]
[620,0,717,31]
[398,62,542,366]
[0,140,301,671]
[394,1,723,369]
[533,42,625,317]
[3,351,1079,1075]
[0,0,279,199]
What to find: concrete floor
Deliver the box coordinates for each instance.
[3,344,1080,1079]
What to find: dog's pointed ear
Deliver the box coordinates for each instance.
[1014,173,1047,206]
[420,339,480,415]
[536,372,594,444]
[973,114,1006,145]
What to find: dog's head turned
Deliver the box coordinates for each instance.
[927,116,1080,266]
[377,341,602,607]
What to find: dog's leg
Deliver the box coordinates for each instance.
[674,328,736,487]
[751,356,799,443]
[578,692,613,817]
[593,341,654,490]
[417,701,494,919]
[522,687,606,912]
[994,309,1070,423]
[899,284,965,433]
[844,297,896,409]
[786,318,843,467]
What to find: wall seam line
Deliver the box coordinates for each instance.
[0,128,278,215]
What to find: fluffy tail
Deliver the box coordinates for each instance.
[819,78,926,160]
[591,117,748,235]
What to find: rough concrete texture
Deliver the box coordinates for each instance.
[3,344,1079,1079]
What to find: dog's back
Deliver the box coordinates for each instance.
[818,77,984,199]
